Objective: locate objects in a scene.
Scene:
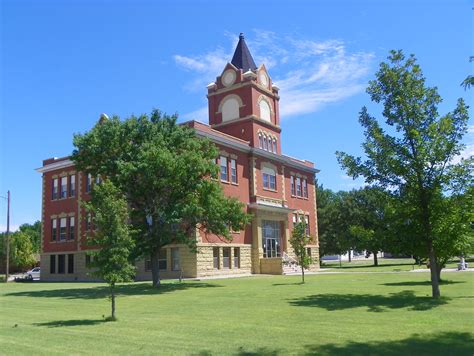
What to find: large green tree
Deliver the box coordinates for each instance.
[346,187,393,266]
[72,110,251,287]
[337,50,471,298]
[85,180,136,320]
[0,221,41,273]
[317,185,357,259]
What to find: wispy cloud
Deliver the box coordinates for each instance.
[174,30,374,120]
[452,124,474,164]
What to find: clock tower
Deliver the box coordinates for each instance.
[207,33,282,154]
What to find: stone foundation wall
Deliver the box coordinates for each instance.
[40,252,100,282]
[195,243,252,277]
[260,258,283,274]
[135,245,197,281]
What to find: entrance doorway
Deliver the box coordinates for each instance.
[262,220,281,258]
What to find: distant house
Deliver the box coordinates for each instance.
[36,33,320,281]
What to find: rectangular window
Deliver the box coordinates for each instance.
[68,254,74,274]
[220,156,228,181]
[233,247,240,268]
[305,215,310,236]
[50,255,56,274]
[171,248,180,271]
[86,173,92,193]
[52,178,58,200]
[60,218,67,241]
[159,249,167,270]
[296,177,302,197]
[95,175,102,185]
[263,173,276,190]
[69,175,76,197]
[85,254,92,268]
[303,179,308,198]
[60,177,67,198]
[223,247,230,269]
[230,159,237,184]
[86,214,92,231]
[69,217,75,240]
[58,254,65,274]
[145,259,151,272]
[290,176,295,196]
[51,219,57,241]
[213,247,219,269]
[292,214,297,228]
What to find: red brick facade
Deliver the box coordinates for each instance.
[37,34,319,280]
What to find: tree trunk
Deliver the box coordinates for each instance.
[301,264,305,284]
[373,252,378,266]
[111,282,116,320]
[151,248,161,288]
[348,250,352,262]
[428,240,441,298]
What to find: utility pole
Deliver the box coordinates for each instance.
[2,191,10,282]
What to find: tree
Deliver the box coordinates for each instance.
[289,221,312,283]
[347,187,393,266]
[85,180,136,321]
[317,186,357,260]
[18,221,41,254]
[72,110,251,287]
[0,221,41,273]
[337,50,471,298]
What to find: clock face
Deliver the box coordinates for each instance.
[222,70,236,87]
[259,72,268,87]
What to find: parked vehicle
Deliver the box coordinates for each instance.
[26,267,40,280]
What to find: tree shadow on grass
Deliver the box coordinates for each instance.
[304,331,474,356]
[382,280,465,287]
[323,262,412,270]
[289,290,448,312]
[6,282,221,300]
[33,319,106,328]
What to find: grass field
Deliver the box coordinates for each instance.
[320,257,469,272]
[1,272,473,355]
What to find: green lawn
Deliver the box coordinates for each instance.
[1,272,473,355]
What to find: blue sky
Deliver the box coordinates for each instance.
[1,0,473,230]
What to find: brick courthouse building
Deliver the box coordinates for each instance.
[37,34,320,281]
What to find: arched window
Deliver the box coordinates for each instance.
[263,135,268,151]
[259,99,271,122]
[272,138,277,153]
[258,133,263,149]
[221,96,240,122]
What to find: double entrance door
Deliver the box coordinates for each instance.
[262,220,281,258]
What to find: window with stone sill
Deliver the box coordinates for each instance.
[60,177,67,199]
[51,219,57,241]
[69,175,76,197]
[52,178,58,200]
[296,177,302,197]
[69,217,75,240]
[59,218,67,241]
[262,166,277,191]
[86,173,92,193]
[220,156,228,182]
[231,159,237,184]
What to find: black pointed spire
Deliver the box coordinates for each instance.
[231,33,257,72]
